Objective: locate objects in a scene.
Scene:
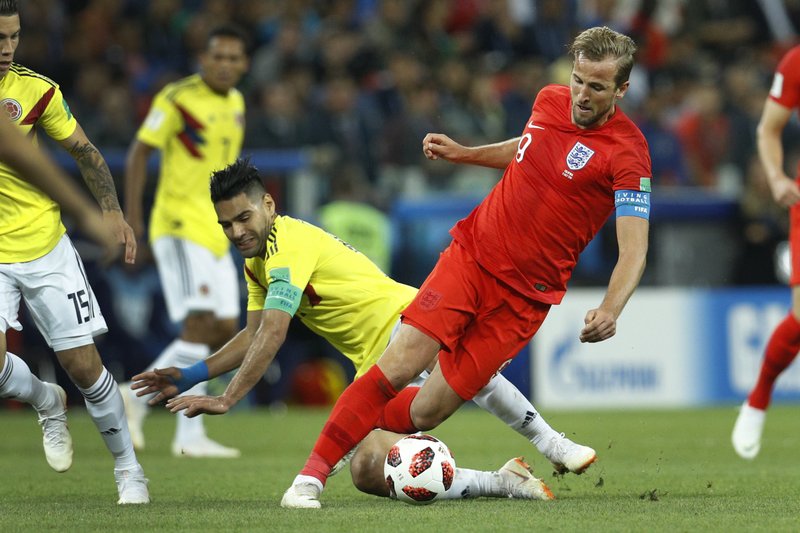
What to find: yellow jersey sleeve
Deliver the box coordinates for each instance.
[38,85,78,141]
[241,216,417,377]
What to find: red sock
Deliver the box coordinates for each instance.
[748,313,800,410]
[376,387,420,433]
[300,365,398,485]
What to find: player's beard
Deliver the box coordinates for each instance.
[572,99,615,128]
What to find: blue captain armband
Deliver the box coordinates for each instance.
[172,361,209,393]
[264,279,302,316]
[614,190,651,220]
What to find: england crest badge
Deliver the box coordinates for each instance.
[566,142,595,170]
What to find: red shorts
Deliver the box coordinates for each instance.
[791,203,800,286]
[402,241,551,401]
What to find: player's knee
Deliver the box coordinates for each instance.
[350,449,388,496]
[56,346,102,387]
[410,407,448,431]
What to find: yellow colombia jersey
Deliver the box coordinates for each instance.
[0,63,77,262]
[136,73,245,257]
[244,216,417,377]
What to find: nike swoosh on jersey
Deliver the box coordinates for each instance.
[527,122,545,130]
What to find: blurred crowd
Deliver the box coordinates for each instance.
[9,0,800,403]
[16,1,800,197]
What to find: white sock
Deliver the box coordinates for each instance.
[472,373,558,453]
[441,468,504,499]
[0,352,57,412]
[293,474,324,491]
[171,340,210,444]
[78,367,138,470]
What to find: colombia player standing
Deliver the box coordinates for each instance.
[281,26,653,508]
[732,44,800,460]
[121,25,249,458]
[0,0,147,504]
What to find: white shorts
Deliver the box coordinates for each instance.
[152,237,241,323]
[0,234,108,351]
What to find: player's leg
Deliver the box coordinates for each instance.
[349,430,553,501]
[0,242,72,473]
[472,373,596,474]
[0,327,72,472]
[282,323,440,508]
[123,238,239,457]
[733,281,800,459]
[55,343,149,504]
[282,242,477,508]
[20,235,147,503]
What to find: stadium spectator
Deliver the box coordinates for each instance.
[280,26,651,508]
[120,24,249,459]
[317,163,392,273]
[732,43,800,459]
[674,81,734,190]
[0,0,147,504]
[131,158,594,501]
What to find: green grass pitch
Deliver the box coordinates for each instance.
[1,403,798,532]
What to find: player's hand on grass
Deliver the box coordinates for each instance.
[422,133,466,162]
[580,308,616,343]
[131,367,181,405]
[166,395,232,417]
[102,209,137,264]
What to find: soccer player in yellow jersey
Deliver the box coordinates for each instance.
[0,0,148,504]
[121,25,249,458]
[133,159,596,502]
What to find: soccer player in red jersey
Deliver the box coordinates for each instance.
[282,26,653,508]
[732,45,800,460]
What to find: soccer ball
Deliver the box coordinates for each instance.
[383,434,456,505]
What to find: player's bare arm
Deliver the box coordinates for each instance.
[59,123,137,263]
[422,133,519,169]
[166,308,292,417]
[0,116,120,262]
[756,99,800,208]
[124,139,156,241]
[580,216,648,343]
[132,310,261,404]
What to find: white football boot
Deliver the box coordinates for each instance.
[115,464,150,504]
[281,482,322,509]
[37,383,73,473]
[543,433,597,474]
[732,402,766,460]
[497,457,554,500]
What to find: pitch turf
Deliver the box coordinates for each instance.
[1,403,798,532]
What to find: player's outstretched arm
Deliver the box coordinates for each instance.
[422,133,519,169]
[756,98,800,208]
[58,122,137,263]
[166,309,292,417]
[580,216,648,343]
[124,139,156,242]
[132,310,261,404]
[0,116,120,262]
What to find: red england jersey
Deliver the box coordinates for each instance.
[450,85,652,305]
[769,45,800,110]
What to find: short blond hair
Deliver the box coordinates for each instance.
[569,26,637,88]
